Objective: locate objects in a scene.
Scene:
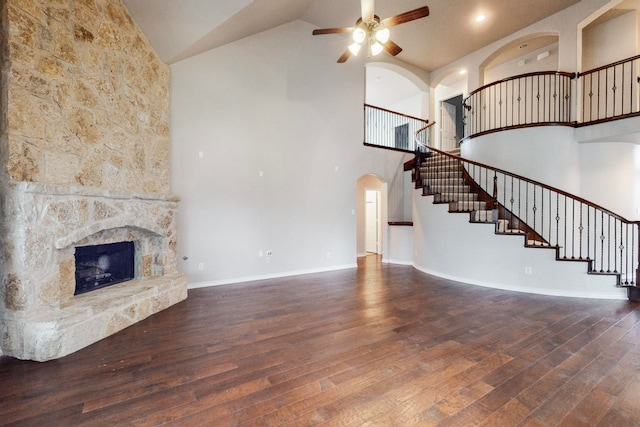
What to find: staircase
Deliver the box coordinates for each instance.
[417,151,550,246]
[413,148,638,291]
[362,103,638,296]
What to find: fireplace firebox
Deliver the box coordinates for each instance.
[74,241,135,295]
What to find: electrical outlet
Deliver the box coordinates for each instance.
[266,250,272,256]
[525,267,532,275]
[198,262,204,271]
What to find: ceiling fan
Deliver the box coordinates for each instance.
[312,0,430,63]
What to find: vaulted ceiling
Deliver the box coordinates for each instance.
[123,0,585,70]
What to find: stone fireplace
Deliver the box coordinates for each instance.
[2,181,187,361]
[0,0,188,361]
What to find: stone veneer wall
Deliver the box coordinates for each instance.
[3,0,170,192]
[0,0,187,361]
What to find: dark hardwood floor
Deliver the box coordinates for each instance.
[2,255,640,426]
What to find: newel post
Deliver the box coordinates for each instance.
[492,172,499,222]
[414,146,421,189]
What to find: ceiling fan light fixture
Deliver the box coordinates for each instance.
[370,41,384,56]
[312,4,430,63]
[374,27,390,44]
[353,27,367,44]
[349,42,362,56]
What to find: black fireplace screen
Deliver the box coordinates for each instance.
[74,241,135,295]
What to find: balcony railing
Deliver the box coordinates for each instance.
[364,104,430,152]
[461,56,640,138]
[463,72,575,138]
[578,54,640,124]
[415,128,639,287]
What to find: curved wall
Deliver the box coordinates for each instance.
[461,125,640,220]
[461,127,581,193]
[412,188,626,300]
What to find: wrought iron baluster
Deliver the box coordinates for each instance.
[616,220,621,275]
[541,187,544,244]
[586,205,591,262]
[518,180,522,232]
[634,224,638,285]
[607,215,612,273]
[532,186,537,244]
[579,203,583,260]
[600,211,605,272]
[548,190,552,246]
[571,199,575,259]
[612,65,617,117]
[563,197,568,259]
[493,172,498,211]
[525,184,529,237]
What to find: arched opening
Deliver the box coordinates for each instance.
[480,32,560,85]
[365,63,428,118]
[356,174,387,261]
[580,4,639,72]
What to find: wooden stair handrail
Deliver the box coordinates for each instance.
[415,135,638,225]
[365,103,430,124]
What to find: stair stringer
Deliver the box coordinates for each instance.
[411,190,626,299]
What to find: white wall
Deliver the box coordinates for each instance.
[171,20,408,286]
[582,10,638,71]
[579,141,640,219]
[484,42,559,83]
[461,126,640,220]
[412,190,626,299]
[461,127,582,194]
[365,63,430,119]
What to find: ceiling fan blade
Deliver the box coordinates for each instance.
[383,40,403,56]
[337,48,351,63]
[381,6,430,28]
[361,0,375,23]
[312,27,354,35]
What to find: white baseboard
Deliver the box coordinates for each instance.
[188,263,358,289]
[413,264,627,300]
[382,258,413,265]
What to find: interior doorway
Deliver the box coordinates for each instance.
[365,189,381,253]
[356,174,386,259]
[440,95,464,150]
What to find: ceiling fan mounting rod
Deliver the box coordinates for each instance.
[361,0,375,24]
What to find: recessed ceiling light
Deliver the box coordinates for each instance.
[475,14,486,22]
[459,69,467,75]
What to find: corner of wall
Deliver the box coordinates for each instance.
[0,0,9,357]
